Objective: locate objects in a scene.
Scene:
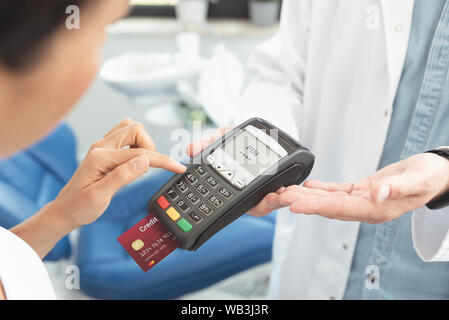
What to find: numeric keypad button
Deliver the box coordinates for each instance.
[196,184,210,197]
[209,195,224,208]
[199,203,213,216]
[186,192,200,205]
[167,188,179,200]
[206,176,219,188]
[188,212,203,224]
[185,172,198,185]
[195,166,207,177]
[218,187,233,199]
[175,180,188,193]
[177,200,190,212]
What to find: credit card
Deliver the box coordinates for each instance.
[118,213,179,272]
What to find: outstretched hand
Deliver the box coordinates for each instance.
[278,153,449,223]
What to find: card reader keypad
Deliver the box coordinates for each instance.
[157,168,234,233]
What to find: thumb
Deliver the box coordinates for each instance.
[96,155,149,197]
[371,171,423,203]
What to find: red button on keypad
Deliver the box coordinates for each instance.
[157,196,169,210]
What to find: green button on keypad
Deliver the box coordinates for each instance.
[177,218,193,232]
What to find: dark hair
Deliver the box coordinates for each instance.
[0,0,89,71]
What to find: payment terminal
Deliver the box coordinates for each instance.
[148,118,315,251]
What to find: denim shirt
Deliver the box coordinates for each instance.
[344,0,449,299]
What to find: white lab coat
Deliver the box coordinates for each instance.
[0,227,56,299]
[235,0,449,299]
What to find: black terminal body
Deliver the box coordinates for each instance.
[148,118,315,251]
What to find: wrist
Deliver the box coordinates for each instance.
[9,200,79,259]
[46,199,81,233]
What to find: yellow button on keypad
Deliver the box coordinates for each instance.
[166,207,181,221]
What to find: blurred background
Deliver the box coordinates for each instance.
[69,0,281,156]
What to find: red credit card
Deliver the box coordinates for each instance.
[118,213,179,272]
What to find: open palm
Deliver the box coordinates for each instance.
[278,153,449,223]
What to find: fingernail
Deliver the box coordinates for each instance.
[278,187,286,193]
[172,159,187,171]
[377,185,391,203]
[132,156,149,171]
